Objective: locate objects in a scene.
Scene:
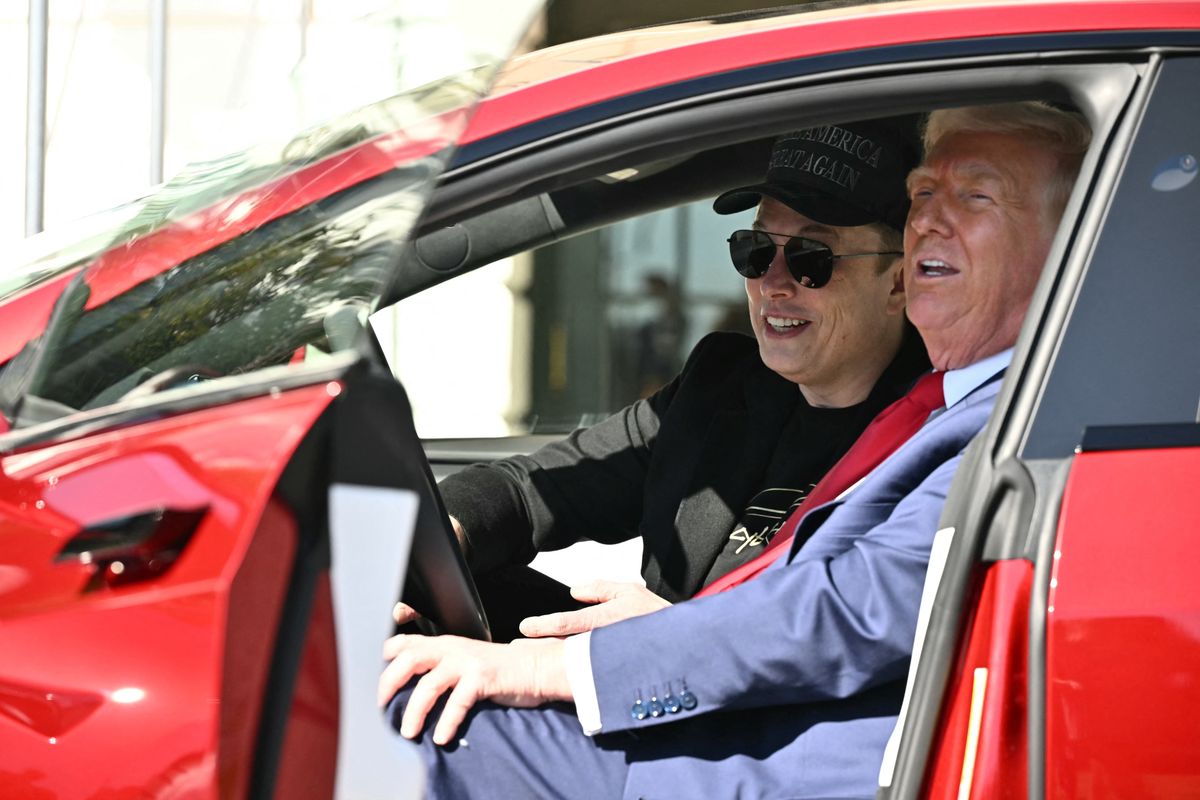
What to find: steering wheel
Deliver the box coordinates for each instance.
[120,364,223,401]
[332,366,491,642]
[399,466,491,641]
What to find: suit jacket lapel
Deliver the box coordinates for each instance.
[653,362,796,598]
[782,375,1004,562]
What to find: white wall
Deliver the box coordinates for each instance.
[1,0,540,245]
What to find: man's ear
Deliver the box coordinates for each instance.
[885,257,907,315]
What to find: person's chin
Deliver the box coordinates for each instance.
[759,344,808,377]
[905,296,956,333]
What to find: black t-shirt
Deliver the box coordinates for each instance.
[700,394,881,588]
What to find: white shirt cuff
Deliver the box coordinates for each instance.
[563,632,603,735]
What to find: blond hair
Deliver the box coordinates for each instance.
[924,102,1091,215]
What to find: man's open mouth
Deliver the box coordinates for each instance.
[765,315,811,333]
[917,258,959,277]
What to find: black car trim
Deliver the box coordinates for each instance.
[1019,54,1163,800]
[1078,421,1200,452]
[423,434,565,464]
[451,29,1200,171]
[331,368,490,641]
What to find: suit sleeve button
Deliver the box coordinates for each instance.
[663,682,682,713]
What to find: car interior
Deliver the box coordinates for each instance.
[360,59,1140,792]
[385,62,1123,307]
[332,51,1200,796]
[379,64,1130,451]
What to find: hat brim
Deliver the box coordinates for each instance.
[713,183,880,228]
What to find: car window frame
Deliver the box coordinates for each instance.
[382,54,1143,452]
[395,56,1146,303]
[375,46,1155,799]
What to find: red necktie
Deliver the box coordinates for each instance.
[695,371,945,597]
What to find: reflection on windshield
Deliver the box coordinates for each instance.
[104,73,490,262]
[0,203,142,302]
[15,67,489,421]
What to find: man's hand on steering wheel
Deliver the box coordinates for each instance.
[394,514,472,626]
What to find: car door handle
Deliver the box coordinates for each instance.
[56,506,207,590]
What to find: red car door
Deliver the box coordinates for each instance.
[0,383,341,797]
[0,9,538,793]
[1045,430,1200,797]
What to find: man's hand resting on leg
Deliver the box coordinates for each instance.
[379,634,572,746]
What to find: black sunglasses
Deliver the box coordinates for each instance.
[727,229,902,289]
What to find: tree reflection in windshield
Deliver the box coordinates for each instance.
[36,160,438,412]
[8,63,495,424]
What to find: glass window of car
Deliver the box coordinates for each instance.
[383,198,757,439]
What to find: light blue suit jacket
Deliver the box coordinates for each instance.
[587,376,1002,800]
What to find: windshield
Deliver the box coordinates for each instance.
[3,2,542,426]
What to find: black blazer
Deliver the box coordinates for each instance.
[439,331,926,602]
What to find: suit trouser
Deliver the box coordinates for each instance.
[386,685,630,799]
[385,678,898,800]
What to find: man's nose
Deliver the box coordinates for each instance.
[908,197,950,237]
[758,249,797,296]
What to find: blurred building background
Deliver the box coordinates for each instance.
[2,0,542,241]
[2,0,778,241]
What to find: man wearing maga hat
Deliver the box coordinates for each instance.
[406,116,927,640]
[380,100,1091,799]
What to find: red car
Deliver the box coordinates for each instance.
[2,1,1199,797]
